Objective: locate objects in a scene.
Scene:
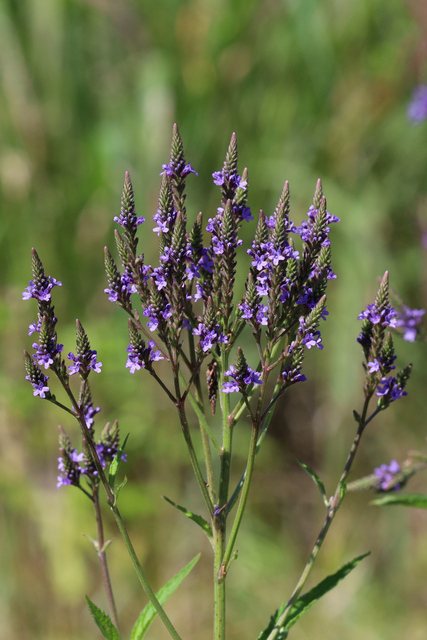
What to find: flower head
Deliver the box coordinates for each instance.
[408,85,427,124]
[374,459,401,491]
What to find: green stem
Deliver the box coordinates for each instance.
[222,419,259,571]
[93,487,122,638]
[179,373,221,453]
[266,395,373,640]
[218,351,232,509]
[176,399,214,516]
[111,504,182,640]
[213,517,226,640]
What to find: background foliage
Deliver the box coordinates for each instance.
[1,1,427,638]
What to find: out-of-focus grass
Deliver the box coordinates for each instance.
[1,1,427,638]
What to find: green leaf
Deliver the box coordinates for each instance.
[297,458,329,507]
[371,493,427,508]
[256,604,288,640]
[109,434,129,490]
[283,552,370,630]
[257,552,369,639]
[131,554,200,640]
[85,596,119,640]
[162,495,212,538]
[114,475,128,504]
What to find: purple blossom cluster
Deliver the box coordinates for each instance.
[394,305,425,342]
[357,272,413,405]
[222,364,263,395]
[57,442,126,489]
[357,303,397,327]
[68,349,102,376]
[126,339,164,373]
[374,459,401,491]
[375,376,407,402]
[407,85,427,124]
[22,276,62,302]
[22,250,65,397]
[193,322,228,353]
[102,127,343,394]
[57,419,126,490]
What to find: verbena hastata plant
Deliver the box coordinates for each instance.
[23,125,419,640]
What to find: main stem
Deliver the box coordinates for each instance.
[213,515,226,640]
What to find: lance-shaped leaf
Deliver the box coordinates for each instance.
[162,495,212,538]
[297,458,329,507]
[130,554,201,640]
[283,552,370,631]
[257,552,369,640]
[371,493,427,508]
[85,596,119,640]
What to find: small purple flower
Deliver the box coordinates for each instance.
[395,305,425,342]
[57,449,85,488]
[161,162,198,178]
[126,339,164,373]
[22,276,62,302]
[193,323,228,353]
[282,368,307,385]
[114,212,145,228]
[32,340,64,369]
[358,303,397,327]
[32,380,50,398]
[95,443,127,468]
[374,459,401,491]
[376,376,407,402]
[68,350,102,376]
[408,85,427,124]
[83,403,101,429]
[367,358,381,373]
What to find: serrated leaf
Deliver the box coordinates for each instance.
[371,493,427,508]
[162,495,212,538]
[109,434,129,490]
[297,458,329,507]
[283,552,370,630]
[85,596,119,640]
[131,554,200,640]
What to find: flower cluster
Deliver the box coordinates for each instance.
[22,249,65,397]
[408,85,427,124]
[221,348,263,395]
[394,305,425,342]
[373,459,401,491]
[68,320,102,378]
[103,126,341,405]
[126,320,164,373]
[57,420,126,490]
[357,272,412,406]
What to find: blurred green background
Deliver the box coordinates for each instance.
[2,0,427,638]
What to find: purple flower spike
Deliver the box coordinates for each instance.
[374,459,401,491]
[408,85,427,124]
